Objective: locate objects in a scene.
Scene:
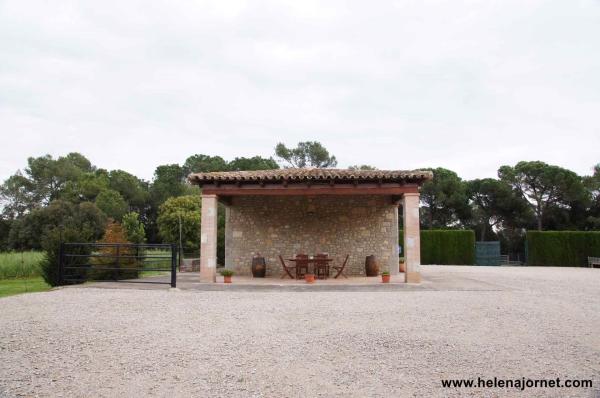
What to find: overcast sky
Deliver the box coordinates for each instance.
[1,0,599,183]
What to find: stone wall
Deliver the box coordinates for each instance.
[224,195,399,277]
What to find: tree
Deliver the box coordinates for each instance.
[583,164,600,229]
[499,161,589,230]
[95,189,128,221]
[90,221,139,280]
[0,172,35,219]
[122,211,146,244]
[8,200,106,250]
[228,156,279,171]
[275,141,338,168]
[466,178,532,240]
[59,170,110,203]
[149,164,188,205]
[108,170,149,210]
[0,153,94,216]
[157,195,200,251]
[182,155,228,175]
[348,165,377,170]
[0,217,11,250]
[420,168,471,229]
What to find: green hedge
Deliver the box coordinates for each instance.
[399,230,475,265]
[526,231,600,267]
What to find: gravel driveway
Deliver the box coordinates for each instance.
[1,266,599,397]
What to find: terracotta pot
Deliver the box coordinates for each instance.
[381,274,390,283]
[224,276,232,284]
[399,262,406,273]
[305,273,315,283]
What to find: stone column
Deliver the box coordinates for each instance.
[402,192,421,283]
[200,194,218,282]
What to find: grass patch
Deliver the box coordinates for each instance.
[0,276,51,299]
[0,251,45,279]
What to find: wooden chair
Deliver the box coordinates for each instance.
[314,253,330,279]
[278,255,296,279]
[295,254,309,279]
[332,255,349,279]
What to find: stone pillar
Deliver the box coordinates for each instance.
[200,194,218,282]
[402,192,421,283]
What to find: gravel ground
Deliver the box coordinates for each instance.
[1,266,599,397]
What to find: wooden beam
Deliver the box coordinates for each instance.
[202,184,419,196]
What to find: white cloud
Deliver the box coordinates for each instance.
[1,0,599,182]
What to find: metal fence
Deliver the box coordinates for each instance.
[59,243,177,287]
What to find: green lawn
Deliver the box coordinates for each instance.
[0,276,51,299]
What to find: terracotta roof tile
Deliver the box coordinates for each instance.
[188,168,433,183]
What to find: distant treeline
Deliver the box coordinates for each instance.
[0,142,598,262]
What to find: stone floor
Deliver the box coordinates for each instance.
[80,265,517,292]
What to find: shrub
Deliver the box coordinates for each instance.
[91,221,140,280]
[526,231,600,267]
[399,229,475,265]
[219,269,234,277]
[122,211,146,244]
[38,201,106,286]
[40,226,95,286]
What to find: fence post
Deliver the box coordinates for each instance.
[171,244,177,288]
[58,242,65,285]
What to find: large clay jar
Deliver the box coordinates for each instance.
[251,255,266,278]
[365,255,379,277]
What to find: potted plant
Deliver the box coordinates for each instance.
[305,273,315,284]
[381,271,391,283]
[399,257,406,273]
[220,269,234,283]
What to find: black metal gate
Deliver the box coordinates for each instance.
[59,243,177,287]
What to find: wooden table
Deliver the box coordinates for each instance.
[287,258,333,279]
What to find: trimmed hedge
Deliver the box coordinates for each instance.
[399,230,475,265]
[526,231,600,267]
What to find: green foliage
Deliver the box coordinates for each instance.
[275,141,337,168]
[40,225,95,287]
[420,168,471,229]
[219,269,234,276]
[381,271,390,276]
[526,231,600,267]
[0,218,11,251]
[157,195,201,251]
[183,154,229,175]
[108,170,149,209]
[400,230,475,265]
[348,165,377,170]
[0,251,45,279]
[228,156,279,171]
[8,200,106,250]
[95,189,128,221]
[1,153,94,215]
[499,161,589,230]
[467,178,533,240]
[183,154,279,175]
[150,164,189,205]
[122,212,146,244]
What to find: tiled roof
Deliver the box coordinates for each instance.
[188,168,433,183]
